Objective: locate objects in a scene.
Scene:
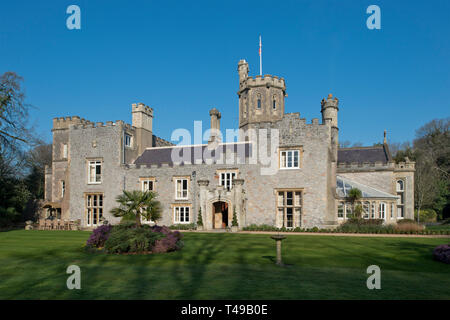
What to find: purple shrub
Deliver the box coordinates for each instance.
[433,244,450,264]
[86,224,112,248]
[152,230,184,253]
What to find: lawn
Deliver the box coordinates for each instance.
[0,230,449,299]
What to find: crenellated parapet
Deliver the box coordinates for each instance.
[52,116,93,130]
[239,74,286,93]
[132,102,153,117]
[394,159,415,172]
[337,161,395,172]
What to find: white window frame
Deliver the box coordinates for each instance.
[379,202,386,220]
[86,194,103,227]
[124,134,132,148]
[396,179,405,219]
[62,144,68,159]
[174,206,190,224]
[175,178,189,200]
[219,172,236,191]
[363,201,370,219]
[280,149,300,169]
[141,179,155,192]
[88,160,102,184]
[338,202,344,219]
[61,180,65,198]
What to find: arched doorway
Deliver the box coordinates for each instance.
[212,201,229,229]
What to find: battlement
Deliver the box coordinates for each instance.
[52,116,95,130]
[68,119,135,131]
[321,94,339,111]
[242,74,286,90]
[132,102,153,117]
[337,161,396,172]
[395,160,415,171]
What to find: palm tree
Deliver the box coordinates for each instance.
[347,188,362,219]
[110,190,162,227]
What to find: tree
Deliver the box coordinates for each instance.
[231,208,239,227]
[346,188,362,218]
[110,190,162,227]
[197,208,203,226]
[413,117,449,219]
[24,142,52,199]
[0,72,34,151]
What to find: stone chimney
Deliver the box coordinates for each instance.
[209,108,221,144]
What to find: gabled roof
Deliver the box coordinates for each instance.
[336,175,398,199]
[134,142,252,166]
[338,144,391,164]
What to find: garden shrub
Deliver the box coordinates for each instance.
[394,221,424,233]
[104,226,165,253]
[86,224,112,248]
[0,207,21,228]
[337,220,394,234]
[432,244,450,264]
[169,223,196,230]
[397,219,415,224]
[86,223,184,254]
[415,209,437,223]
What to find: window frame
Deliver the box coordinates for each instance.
[279,148,301,170]
[396,179,405,219]
[219,171,237,191]
[140,177,156,192]
[174,177,189,200]
[61,180,65,198]
[379,202,386,220]
[276,189,303,229]
[173,205,191,224]
[87,160,102,184]
[124,133,132,148]
[62,144,68,159]
[85,193,104,227]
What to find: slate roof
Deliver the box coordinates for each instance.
[336,175,398,199]
[337,144,391,164]
[134,142,252,166]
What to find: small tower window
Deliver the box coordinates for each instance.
[273,99,276,110]
[256,94,262,109]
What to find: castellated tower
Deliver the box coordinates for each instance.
[132,103,154,154]
[321,94,339,162]
[237,59,287,130]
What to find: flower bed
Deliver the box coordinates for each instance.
[85,222,184,254]
[242,223,450,235]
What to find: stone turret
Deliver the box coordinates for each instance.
[131,103,154,155]
[321,94,339,162]
[132,102,153,132]
[209,108,221,143]
[237,60,286,130]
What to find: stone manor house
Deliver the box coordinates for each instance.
[43,60,415,230]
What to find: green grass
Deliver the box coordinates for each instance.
[0,230,449,299]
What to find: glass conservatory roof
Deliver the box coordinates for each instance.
[336,176,398,199]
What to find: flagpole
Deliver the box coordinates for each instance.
[259,36,262,76]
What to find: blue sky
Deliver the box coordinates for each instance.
[1,0,449,146]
